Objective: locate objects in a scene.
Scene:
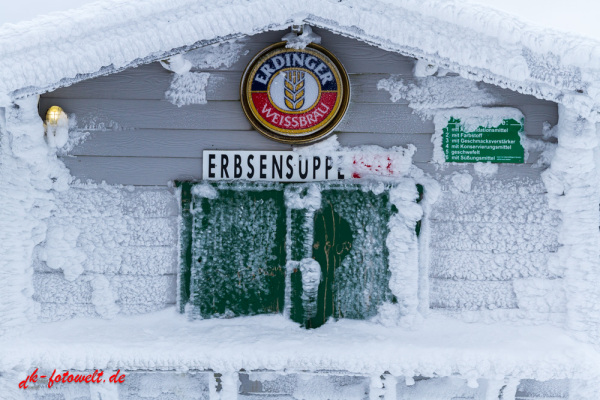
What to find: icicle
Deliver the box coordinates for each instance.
[370,374,384,400]
[500,378,519,400]
[299,258,320,319]
[477,379,505,399]
[219,372,239,400]
[382,373,397,400]
[209,372,219,399]
[283,261,299,318]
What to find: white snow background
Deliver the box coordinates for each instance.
[3,0,600,43]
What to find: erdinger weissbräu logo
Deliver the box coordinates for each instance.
[241,43,350,144]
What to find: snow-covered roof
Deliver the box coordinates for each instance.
[1,0,600,118]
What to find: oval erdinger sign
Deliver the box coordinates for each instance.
[241,43,350,144]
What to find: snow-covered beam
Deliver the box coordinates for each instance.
[542,105,600,342]
[0,96,73,336]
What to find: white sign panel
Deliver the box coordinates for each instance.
[203,151,345,181]
[202,150,414,182]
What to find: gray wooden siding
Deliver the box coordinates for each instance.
[33,186,179,322]
[428,179,563,317]
[40,28,557,186]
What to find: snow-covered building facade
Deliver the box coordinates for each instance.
[1,0,600,399]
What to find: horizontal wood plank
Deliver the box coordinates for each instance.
[33,274,177,305]
[40,98,555,136]
[65,129,547,169]
[45,68,555,108]
[430,278,518,310]
[39,98,432,133]
[54,186,177,218]
[67,130,431,158]
[61,155,547,186]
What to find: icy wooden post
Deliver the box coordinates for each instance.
[542,105,600,342]
[475,379,509,399]
[0,96,69,334]
[209,372,239,400]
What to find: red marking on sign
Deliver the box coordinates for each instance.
[251,92,338,131]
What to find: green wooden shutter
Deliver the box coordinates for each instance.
[179,182,418,327]
[299,185,396,328]
[184,183,287,319]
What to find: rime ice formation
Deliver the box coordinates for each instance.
[282,25,322,49]
[413,59,438,77]
[185,40,247,70]
[44,109,69,149]
[159,54,192,75]
[386,180,424,326]
[165,72,210,107]
[0,95,71,335]
[377,76,499,119]
[163,39,249,107]
[38,225,86,281]
[34,184,179,322]
[299,258,320,319]
[542,106,600,342]
[473,162,498,176]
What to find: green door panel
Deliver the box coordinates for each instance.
[305,187,396,328]
[188,184,287,319]
[178,181,194,313]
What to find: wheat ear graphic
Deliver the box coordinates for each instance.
[284,70,305,110]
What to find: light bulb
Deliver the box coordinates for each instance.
[46,106,64,126]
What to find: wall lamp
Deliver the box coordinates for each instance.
[44,106,69,148]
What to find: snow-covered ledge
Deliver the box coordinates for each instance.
[542,105,600,343]
[1,309,599,387]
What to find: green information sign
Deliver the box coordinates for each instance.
[442,117,525,163]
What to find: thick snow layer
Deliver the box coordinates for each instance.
[185,39,247,70]
[386,180,423,326]
[0,95,71,335]
[0,0,599,120]
[0,0,97,26]
[428,176,563,323]
[470,0,600,43]
[32,183,179,322]
[1,308,599,383]
[541,106,600,343]
[473,162,498,176]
